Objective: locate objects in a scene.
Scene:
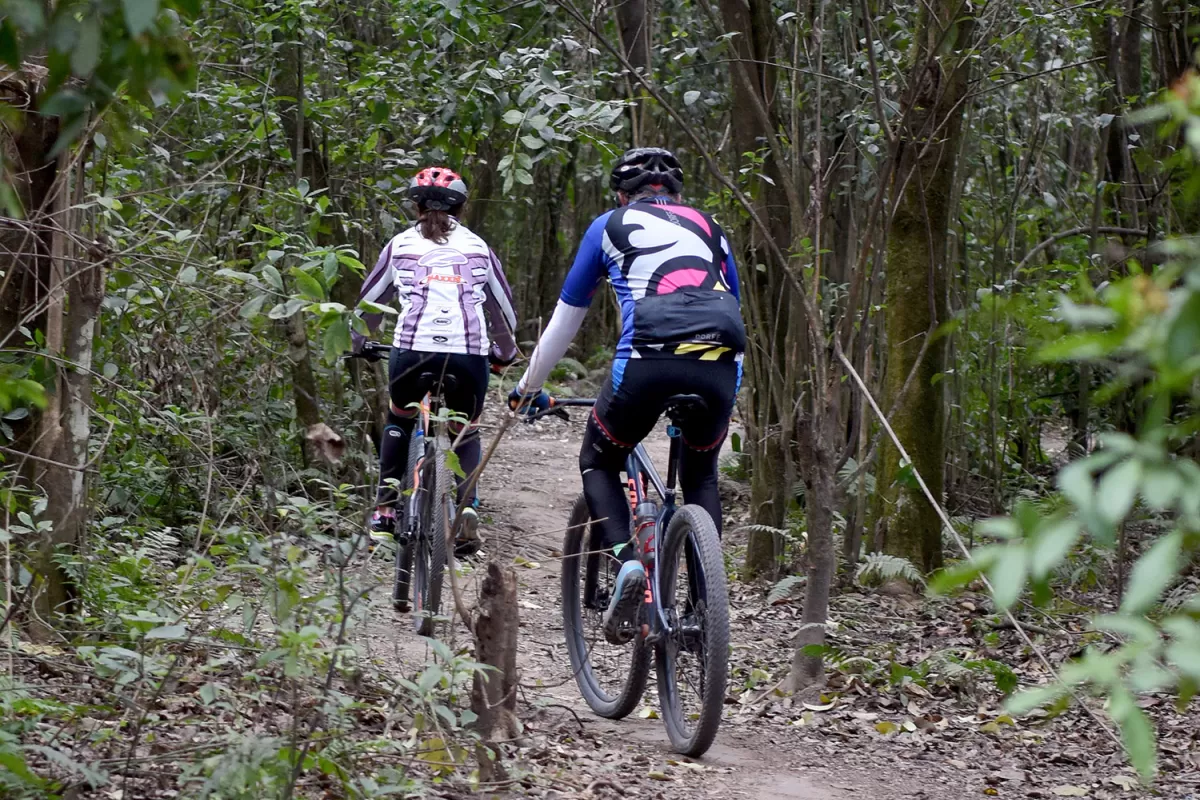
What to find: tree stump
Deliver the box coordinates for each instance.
[470,561,520,782]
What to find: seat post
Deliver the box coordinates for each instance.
[665,422,682,495]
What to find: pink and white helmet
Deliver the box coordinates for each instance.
[407,166,468,211]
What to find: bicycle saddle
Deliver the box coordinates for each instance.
[416,371,460,394]
[664,393,707,421]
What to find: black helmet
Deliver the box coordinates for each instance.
[609,147,684,195]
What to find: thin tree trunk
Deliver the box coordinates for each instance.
[790,403,837,691]
[471,562,520,782]
[615,0,656,145]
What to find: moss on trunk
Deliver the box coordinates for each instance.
[878,0,972,573]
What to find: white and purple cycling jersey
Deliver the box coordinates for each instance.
[354,221,518,364]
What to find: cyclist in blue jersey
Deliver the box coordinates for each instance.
[510,148,745,644]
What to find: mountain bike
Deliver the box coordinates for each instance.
[348,342,455,637]
[524,395,730,757]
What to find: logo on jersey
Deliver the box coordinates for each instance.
[417,248,469,269]
[419,274,465,286]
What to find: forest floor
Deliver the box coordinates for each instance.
[353,407,1200,800]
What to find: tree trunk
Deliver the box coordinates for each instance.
[790,396,838,691]
[719,0,800,582]
[26,154,107,638]
[878,0,972,573]
[276,39,326,467]
[471,562,520,782]
[0,67,57,460]
[615,0,656,145]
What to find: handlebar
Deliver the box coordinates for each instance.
[520,397,596,423]
[343,342,393,363]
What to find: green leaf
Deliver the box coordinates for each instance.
[502,109,523,125]
[1109,688,1156,780]
[1141,463,1183,511]
[323,319,351,360]
[239,294,267,319]
[444,450,465,479]
[371,100,390,124]
[1058,460,1094,509]
[1120,529,1183,615]
[683,90,700,106]
[1096,459,1141,524]
[928,551,992,595]
[514,168,533,185]
[290,269,325,301]
[0,21,21,69]
[261,264,284,291]
[1166,293,1200,365]
[268,298,308,319]
[1005,682,1070,715]
[521,134,545,150]
[71,17,101,76]
[976,516,1020,540]
[145,624,186,640]
[123,0,159,35]
[1031,519,1080,580]
[323,252,339,283]
[988,546,1027,611]
[178,266,197,284]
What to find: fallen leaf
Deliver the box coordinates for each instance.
[983,789,998,797]
[647,770,673,781]
[637,707,659,720]
[1051,786,1089,797]
[803,701,836,712]
[1108,775,1138,790]
[875,721,898,735]
[305,423,345,464]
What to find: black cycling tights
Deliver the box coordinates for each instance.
[377,349,488,509]
[579,358,739,560]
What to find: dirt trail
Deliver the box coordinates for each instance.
[355,412,984,799]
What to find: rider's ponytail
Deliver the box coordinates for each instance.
[418,204,463,245]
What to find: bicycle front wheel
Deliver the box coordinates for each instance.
[561,495,651,718]
[392,430,425,612]
[655,504,729,757]
[411,438,448,637]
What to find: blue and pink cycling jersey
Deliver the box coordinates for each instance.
[561,197,744,364]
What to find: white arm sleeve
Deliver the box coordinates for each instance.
[517,300,589,394]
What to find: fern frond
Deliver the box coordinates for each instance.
[855,553,925,588]
[734,523,787,536]
[767,574,805,604]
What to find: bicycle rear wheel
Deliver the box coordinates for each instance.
[561,495,651,718]
[411,437,448,637]
[392,430,425,612]
[655,504,729,757]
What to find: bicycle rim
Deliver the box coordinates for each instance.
[391,431,424,612]
[561,495,650,718]
[655,504,729,757]
[412,440,448,637]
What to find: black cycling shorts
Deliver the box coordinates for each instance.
[388,348,488,422]
[590,357,739,451]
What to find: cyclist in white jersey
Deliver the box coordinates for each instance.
[352,167,518,549]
